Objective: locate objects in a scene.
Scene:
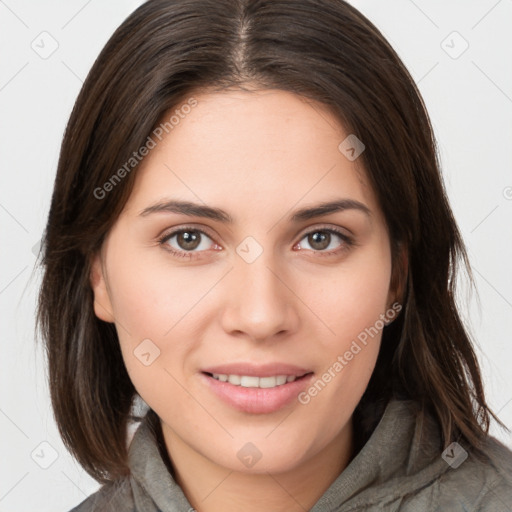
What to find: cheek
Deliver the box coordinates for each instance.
[295,240,392,408]
[105,239,220,340]
[303,242,392,347]
[102,244,215,388]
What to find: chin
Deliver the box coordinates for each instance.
[208,436,314,475]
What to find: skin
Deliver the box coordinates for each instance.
[90,88,399,512]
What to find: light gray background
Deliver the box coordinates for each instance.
[1,1,511,510]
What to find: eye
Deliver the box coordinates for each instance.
[158,227,219,258]
[158,225,354,260]
[295,227,353,255]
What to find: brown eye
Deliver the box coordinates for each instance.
[176,231,201,250]
[160,228,217,256]
[307,231,331,251]
[296,228,353,255]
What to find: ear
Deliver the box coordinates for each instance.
[387,243,408,308]
[90,252,115,323]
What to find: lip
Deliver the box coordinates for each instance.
[200,366,314,414]
[201,363,312,378]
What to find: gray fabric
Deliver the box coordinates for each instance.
[70,399,512,511]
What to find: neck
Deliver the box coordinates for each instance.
[160,418,354,512]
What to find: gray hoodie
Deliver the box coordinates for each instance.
[70,399,512,511]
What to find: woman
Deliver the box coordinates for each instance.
[37,0,512,510]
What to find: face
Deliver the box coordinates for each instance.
[91,88,397,475]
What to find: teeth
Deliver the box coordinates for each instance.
[210,374,299,388]
[241,376,259,387]
[258,376,278,388]
[228,375,241,385]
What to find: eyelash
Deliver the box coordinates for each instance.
[157,225,354,260]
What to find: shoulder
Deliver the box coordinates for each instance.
[434,435,512,510]
[68,477,135,512]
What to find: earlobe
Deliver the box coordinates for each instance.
[89,252,115,323]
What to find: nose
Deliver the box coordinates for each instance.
[219,253,300,343]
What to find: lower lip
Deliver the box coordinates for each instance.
[200,372,314,414]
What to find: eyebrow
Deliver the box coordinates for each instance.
[139,198,370,223]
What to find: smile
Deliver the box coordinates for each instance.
[207,373,304,388]
[201,370,314,414]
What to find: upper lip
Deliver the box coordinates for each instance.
[201,363,312,378]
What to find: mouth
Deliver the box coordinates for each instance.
[199,366,315,414]
[202,372,312,389]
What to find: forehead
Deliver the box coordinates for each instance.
[123,89,378,221]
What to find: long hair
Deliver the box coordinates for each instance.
[37,0,506,483]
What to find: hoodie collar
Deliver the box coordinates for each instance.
[310,399,451,510]
[128,399,451,511]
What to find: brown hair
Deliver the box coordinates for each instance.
[37,0,507,483]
